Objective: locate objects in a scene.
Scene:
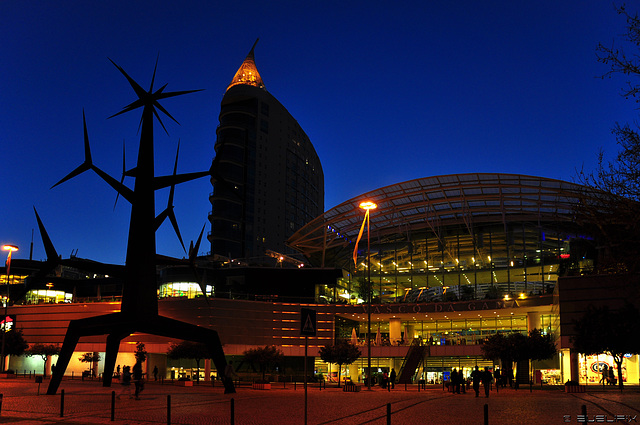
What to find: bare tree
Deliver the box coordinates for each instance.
[577,4,640,272]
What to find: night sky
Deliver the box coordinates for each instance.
[1,1,635,265]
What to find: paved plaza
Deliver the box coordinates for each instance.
[0,378,639,425]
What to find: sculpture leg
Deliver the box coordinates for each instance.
[102,333,124,387]
[206,334,235,394]
[140,316,235,394]
[47,322,81,395]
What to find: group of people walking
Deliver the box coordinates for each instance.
[378,368,397,389]
[117,360,146,400]
[470,366,494,398]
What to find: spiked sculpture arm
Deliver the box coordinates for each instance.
[92,166,135,203]
[153,170,211,190]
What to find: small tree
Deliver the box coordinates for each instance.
[355,277,373,303]
[242,345,284,383]
[4,329,28,359]
[167,341,210,382]
[135,342,147,364]
[571,303,640,390]
[26,343,60,377]
[318,340,361,388]
[482,329,556,385]
[78,352,101,377]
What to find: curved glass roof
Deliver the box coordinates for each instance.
[287,173,589,260]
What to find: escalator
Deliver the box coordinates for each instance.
[397,338,427,384]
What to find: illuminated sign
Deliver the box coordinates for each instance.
[0,315,16,332]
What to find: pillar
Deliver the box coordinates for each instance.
[570,350,580,383]
[389,318,402,345]
[92,352,99,378]
[45,356,52,377]
[527,312,541,332]
[348,364,359,382]
[205,359,211,381]
[406,324,415,342]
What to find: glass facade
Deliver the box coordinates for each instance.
[288,174,596,304]
[331,222,593,303]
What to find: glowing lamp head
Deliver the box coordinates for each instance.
[359,201,377,210]
[2,245,18,253]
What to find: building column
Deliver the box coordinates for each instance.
[348,364,359,382]
[527,311,541,332]
[92,352,99,378]
[570,350,580,383]
[406,324,415,342]
[205,359,211,381]
[45,356,52,377]
[389,318,402,345]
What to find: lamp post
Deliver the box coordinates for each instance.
[1,244,18,372]
[359,201,376,389]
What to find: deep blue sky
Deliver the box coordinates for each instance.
[1,1,636,265]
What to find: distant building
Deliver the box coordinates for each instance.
[209,41,324,263]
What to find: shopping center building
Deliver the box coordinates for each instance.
[4,172,637,387]
[2,41,637,387]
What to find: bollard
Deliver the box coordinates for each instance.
[72,371,74,380]
[60,389,65,417]
[230,397,235,425]
[167,395,171,425]
[582,405,587,418]
[484,403,488,425]
[0,393,3,415]
[388,382,390,392]
[387,403,391,425]
[111,391,115,421]
[295,381,297,391]
[405,383,407,391]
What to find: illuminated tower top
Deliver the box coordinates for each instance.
[226,39,264,91]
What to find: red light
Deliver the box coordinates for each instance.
[560,254,570,259]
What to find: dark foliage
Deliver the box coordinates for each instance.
[318,339,361,387]
[571,303,640,389]
[242,345,284,382]
[167,341,210,382]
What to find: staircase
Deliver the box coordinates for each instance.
[397,338,427,384]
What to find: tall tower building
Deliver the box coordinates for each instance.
[209,41,324,263]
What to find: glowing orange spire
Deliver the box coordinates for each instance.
[227,39,264,91]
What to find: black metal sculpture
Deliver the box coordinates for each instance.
[46,60,235,395]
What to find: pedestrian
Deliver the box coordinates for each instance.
[389,368,396,389]
[481,367,492,398]
[382,370,389,389]
[599,364,609,385]
[451,369,459,393]
[153,365,158,381]
[608,367,616,386]
[116,364,121,378]
[117,366,132,399]
[471,366,481,397]
[133,360,144,400]
[224,360,238,386]
[494,367,501,388]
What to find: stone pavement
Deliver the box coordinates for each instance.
[0,378,639,425]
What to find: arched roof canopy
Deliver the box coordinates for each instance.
[287,173,591,267]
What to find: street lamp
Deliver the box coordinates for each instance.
[1,244,18,372]
[358,201,376,389]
